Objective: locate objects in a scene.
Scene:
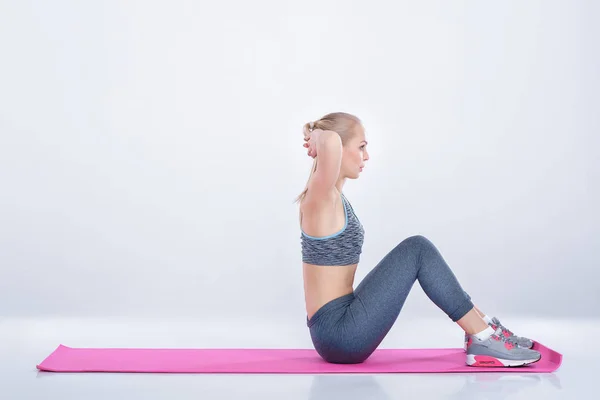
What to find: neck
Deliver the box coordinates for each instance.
[335,176,346,194]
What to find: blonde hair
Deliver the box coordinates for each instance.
[294,112,363,204]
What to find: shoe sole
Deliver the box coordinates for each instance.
[466,354,541,367]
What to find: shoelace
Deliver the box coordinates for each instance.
[491,326,518,345]
[494,318,514,336]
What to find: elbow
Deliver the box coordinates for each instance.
[317,130,342,149]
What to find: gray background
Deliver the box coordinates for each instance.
[1,0,598,321]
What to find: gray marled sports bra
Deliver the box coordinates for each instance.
[300,193,365,266]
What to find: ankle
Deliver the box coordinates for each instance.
[472,326,494,341]
[481,314,493,324]
[457,308,489,334]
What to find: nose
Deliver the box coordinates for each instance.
[363,149,370,161]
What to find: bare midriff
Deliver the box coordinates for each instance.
[303,262,358,321]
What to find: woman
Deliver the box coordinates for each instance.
[297,112,541,367]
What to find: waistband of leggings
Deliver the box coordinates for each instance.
[306,292,355,328]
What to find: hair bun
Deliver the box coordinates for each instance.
[309,121,314,130]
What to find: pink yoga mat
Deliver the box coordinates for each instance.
[37,342,562,373]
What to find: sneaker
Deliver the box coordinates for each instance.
[463,317,534,350]
[490,317,534,349]
[465,326,541,367]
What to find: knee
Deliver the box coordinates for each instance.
[400,234,431,249]
[393,235,435,263]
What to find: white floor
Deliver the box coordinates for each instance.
[1,316,596,399]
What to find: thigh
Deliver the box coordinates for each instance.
[347,236,425,353]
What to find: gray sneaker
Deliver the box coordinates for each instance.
[463,317,534,350]
[466,327,541,367]
[490,317,534,349]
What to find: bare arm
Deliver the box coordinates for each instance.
[307,130,342,196]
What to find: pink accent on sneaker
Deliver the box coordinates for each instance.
[491,324,498,330]
[492,335,501,341]
[472,355,502,367]
[467,337,473,348]
[503,330,511,338]
[505,342,515,350]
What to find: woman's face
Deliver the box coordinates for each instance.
[341,128,369,179]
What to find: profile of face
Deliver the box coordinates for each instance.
[341,126,369,179]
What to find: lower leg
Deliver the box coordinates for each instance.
[473,304,495,325]
[456,307,489,334]
[410,237,492,335]
[473,305,486,319]
[410,236,478,323]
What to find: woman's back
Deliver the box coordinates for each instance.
[300,188,363,320]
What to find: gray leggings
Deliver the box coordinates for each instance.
[306,235,474,364]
